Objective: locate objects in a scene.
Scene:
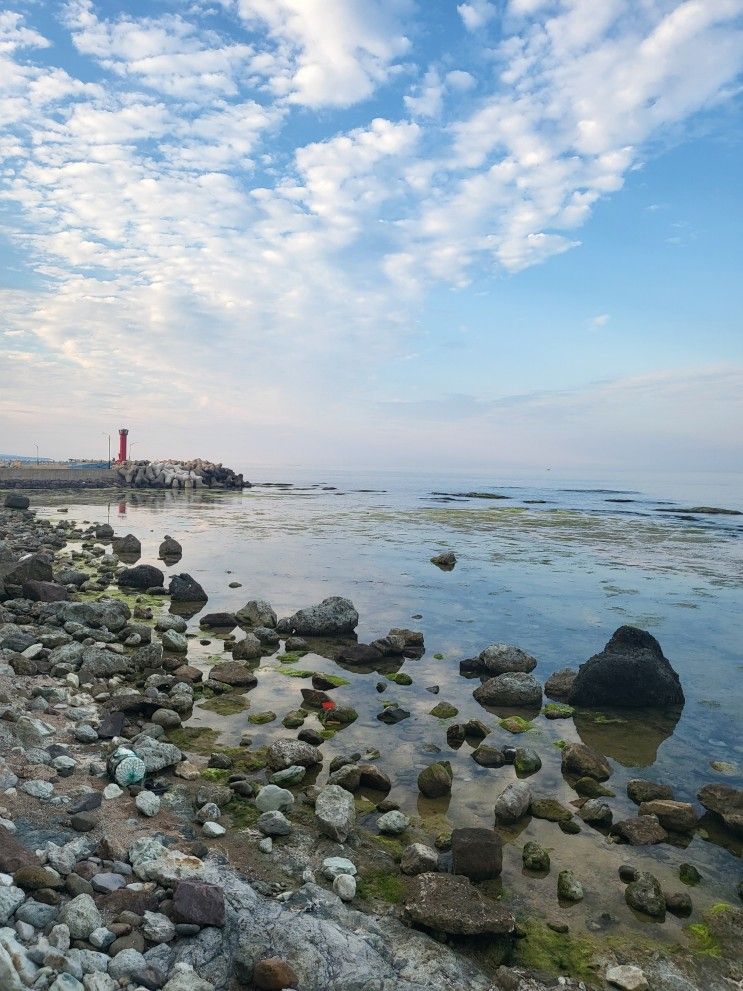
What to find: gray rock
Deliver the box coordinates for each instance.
[333,874,356,901]
[278,596,358,636]
[257,811,292,836]
[377,810,409,835]
[142,910,176,943]
[473,671,542,707]
[132,735,182,772]
[475,644,537,674]
[255,785,294,813]
[235,600,277,628]
[493,780,532,823]
[162,630,188,654]
[400,844,439,876]
[266,739,322,771]
[135,790,161,817]
[315,784,355,842]
[108,948,148,982]
[58,894,102,939]
[0,884,25,924]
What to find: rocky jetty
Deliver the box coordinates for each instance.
[112,460,246,490]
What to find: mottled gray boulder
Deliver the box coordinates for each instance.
[494,780,532,824]
[235,600,277,628]
[569,626,684,708]
[112,534,141,556]
[4,493,30,510]
[544,668,577,701]
[278,596,358,636]
[462,644,537,676]
[44,599,131,632]
[169,867,498,991]
[266,739,322,771]
[315,784,355,842]
[404,873,514,936]
[78,647,131,681]
[132,735,182,772]
[473,672,542,707]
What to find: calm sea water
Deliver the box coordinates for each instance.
[34,465,743,935]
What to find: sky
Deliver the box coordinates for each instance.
[1,0,742,472]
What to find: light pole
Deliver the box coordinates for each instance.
[102,432,111,468]
[34,443,39,465]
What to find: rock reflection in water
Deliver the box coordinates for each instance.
[573,707,682,767]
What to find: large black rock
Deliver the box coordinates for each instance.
[569,626,684,708]
[169,573,208,602]
[117,564,164,589]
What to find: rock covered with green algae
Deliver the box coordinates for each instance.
[417,760,453,798]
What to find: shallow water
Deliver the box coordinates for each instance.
[33,466,743,940]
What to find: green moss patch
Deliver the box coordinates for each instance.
[543,703,575,719]
[499,716,533,734]
[387,672,413,686]
[318,673,350,687]
[228,797,260,829]
[685,923,721,958]
[166,726,220,755]
[200,768,230,783]
[199,695,248,715]
[277,667,315,678]
[248,710,276,725]
[280,650,308,664]
[513,920,597,980]
[357,869,406,904]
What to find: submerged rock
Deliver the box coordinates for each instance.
[612,815,668,845]
[568,626,684,707]
[118,564,164,589]
[561,742,611,782]
[430,551,456,569]
[417,761,453,798]
[494,780,532,823]
[169,573,208,602]
[451,828,502,881]
[697,783,743,836]
[625,872,665,917]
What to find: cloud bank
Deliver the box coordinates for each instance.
[1,1,742,467]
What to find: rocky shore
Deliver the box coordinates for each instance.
[0,496,741,991]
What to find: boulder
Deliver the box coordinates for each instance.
[118,565,164,590]
[473,672,542,707]
[172,880,225,927]
[112,533,141,555]
[463,644,537,676]
[159,536,182,558]
[638,800,697,833]
[266,739,323,771]
[210,662,257,687]
[232,634,263,661]
[697,784,743,836]
[278,596,358,636]
[4,493,30,509]
[22,580,69,602]
[451,828,502,881]
[430,551,456,569]
[315,784,355,842]
[400,843,439,876]
[338,644,383,665]
[627,779,674,804]
[417,761,452,798]
[472,744,506,768]
[404,873,514,935]
[236,600,277,628]
[561,742,611,781]
[568,626,684,707]
[199,612,238,629]
[612,815,668,845]
[494,780,532,823]
[625,872,665,917]
[544,668,578,701]
[169,574,208,602]
[4,554,53,585]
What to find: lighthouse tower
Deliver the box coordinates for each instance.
[117,428,129,464]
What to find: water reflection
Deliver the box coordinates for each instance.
[573,707,682,767]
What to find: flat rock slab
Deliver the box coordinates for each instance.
[172,881,225,927]
[404,873,514,935]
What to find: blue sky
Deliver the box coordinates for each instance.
[1,0,742,470]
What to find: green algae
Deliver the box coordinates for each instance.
[543,702,575,719]
[499,716,533,734]
[513,920,596,980]
[200,768,230,783]
[199,695,248,715]
[430,701,458,718]
[318,673,350,687]
[356,869,406,904]
[387,672,413,685]
[248,710,276,725]
[166,726,220,754]
[277,667,315,678]
[685,923,721,958]
[279,650,308,664]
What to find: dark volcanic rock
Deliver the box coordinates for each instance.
[278,596,358,636]
[22,580,69,602]
[4,493,30,509]
[118,564,164,590]
[473,672,542,707]
[112,533,141,555]
[451,828,502,881]
[172,880,225,927]
[612,815,668,845]
[627,778,674,805]
[209,662,258,687]
[568,626,684,707]
[199,612,238,629]
[544,668,578,701]
[169,573,208,602]
[336,644,382,665]
[561,743,611,782]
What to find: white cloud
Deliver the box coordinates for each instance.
[457,1,498,32]
[590,313,611,328]
[236,0,412,107]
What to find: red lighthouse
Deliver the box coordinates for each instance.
[117,428,129,464]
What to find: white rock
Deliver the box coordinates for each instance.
[322,857,357,880]
[135,790,161,817]
[254,785,294,813]
[202,821,226,837]
[102,784,122,800]
[377,810,409,835]
[606,965,649,991]
[142,910,176,943]
[58,895,102,939]
[315,784,355,842]
[0,885,25,925]
[163,962,215,991]
[333,874,356,901]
